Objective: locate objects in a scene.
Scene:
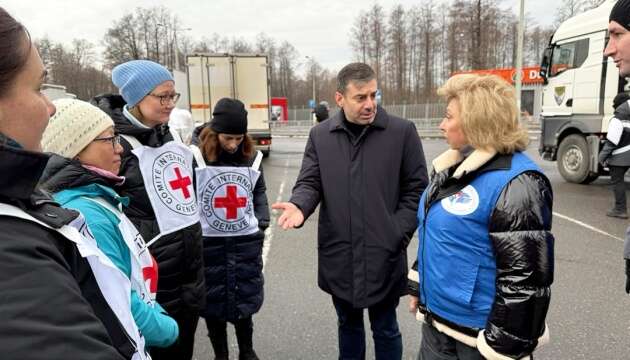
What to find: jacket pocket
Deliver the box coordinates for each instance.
[441,258,480,306]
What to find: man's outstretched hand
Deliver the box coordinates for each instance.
[272,202,305,230]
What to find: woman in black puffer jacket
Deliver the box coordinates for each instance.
[407,74,554,360]
[193,98,269,360]
[91,60,205,360]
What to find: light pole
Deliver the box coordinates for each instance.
[515,0,525,122]
[305,56,316,106]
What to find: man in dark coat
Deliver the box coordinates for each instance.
[604,0,630,293]
[314,103,329,123]
[599,93,630,219]
[273,63,428,359]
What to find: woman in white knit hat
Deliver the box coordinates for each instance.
[91,60,204,360]
[40,98,180,357]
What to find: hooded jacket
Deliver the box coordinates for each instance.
[91,94,205,315]
[0,134,131,360]
[40,155,179,348]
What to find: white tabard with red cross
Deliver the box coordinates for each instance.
[196,166,261,237]
[132,141,198,239]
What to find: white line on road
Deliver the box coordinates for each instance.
[553,211,624,242]
[262,159,290,273]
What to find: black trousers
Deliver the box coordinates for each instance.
[418,322,483,360]
[610,165,629,212]
[150,308,199,360]
[205,316,255,356]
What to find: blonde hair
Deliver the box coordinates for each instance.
[437,74,529,154]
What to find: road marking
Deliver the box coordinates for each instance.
[553,211,624,242]
[262,158,290,273]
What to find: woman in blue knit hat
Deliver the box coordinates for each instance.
[91,60,205,360]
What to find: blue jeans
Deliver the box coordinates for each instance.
[332,295,403,360]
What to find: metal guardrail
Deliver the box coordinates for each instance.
[284,103,448,122]
[270,118,443,130]
[272,103,539,138]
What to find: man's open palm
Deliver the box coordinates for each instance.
[272,202,305,229]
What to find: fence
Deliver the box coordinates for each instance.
[271,101,539,137]
[284,103,446,122]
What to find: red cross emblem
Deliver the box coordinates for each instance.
[142,256,159,294]
[214,185,247,220]
[168,167,192,199]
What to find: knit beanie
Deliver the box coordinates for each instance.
[210,98,248,134]
[112,60,174,107]
[42,99,114,158]
[610,0,630,31]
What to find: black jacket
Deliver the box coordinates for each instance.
[408,150,554,358]
[40,154,113,193]
[0,137,132,360]
[91,94,205,315]
[290,107,428,308]
[600,100,630,167]
[199,149,270,321]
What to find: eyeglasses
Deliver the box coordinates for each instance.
[93,135,121,150]
[149,92,181,106]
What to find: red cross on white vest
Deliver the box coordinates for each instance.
[214,185,247,220]
[142,256,159,294]
[168,167,192,199]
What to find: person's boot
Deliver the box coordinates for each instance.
[208,322,229,360]
[235,318,259,360]
[606,208,628,219]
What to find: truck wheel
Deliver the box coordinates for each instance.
[262,150,270,158]
[557,134,598,184]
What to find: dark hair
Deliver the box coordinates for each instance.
[198,126,255,163]
[0,7,31,98]
[336,62,376,94]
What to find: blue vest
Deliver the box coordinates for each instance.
[417,152,540,328]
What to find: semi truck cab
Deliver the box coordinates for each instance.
[538,0,627,183]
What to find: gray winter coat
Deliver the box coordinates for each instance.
[289,107,428,308]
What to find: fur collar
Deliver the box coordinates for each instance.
[432,148,498,179]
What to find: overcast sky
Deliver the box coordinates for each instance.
[4,0,555,73]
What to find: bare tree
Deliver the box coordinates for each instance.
[386,5,407,102]
[35,38,116,100]
[349,11,370,63]
[367,4,387,83]
[554,0,584,26]
[582,0,606,10]
[103,6,184,69]
[275,41,299,100]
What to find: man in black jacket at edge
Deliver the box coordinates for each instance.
[272,62,428,360]
[604,0,630,295]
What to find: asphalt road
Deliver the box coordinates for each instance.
[192,136,630,360]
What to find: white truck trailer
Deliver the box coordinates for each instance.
[538,0,626,183]
[186,53,272,156]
